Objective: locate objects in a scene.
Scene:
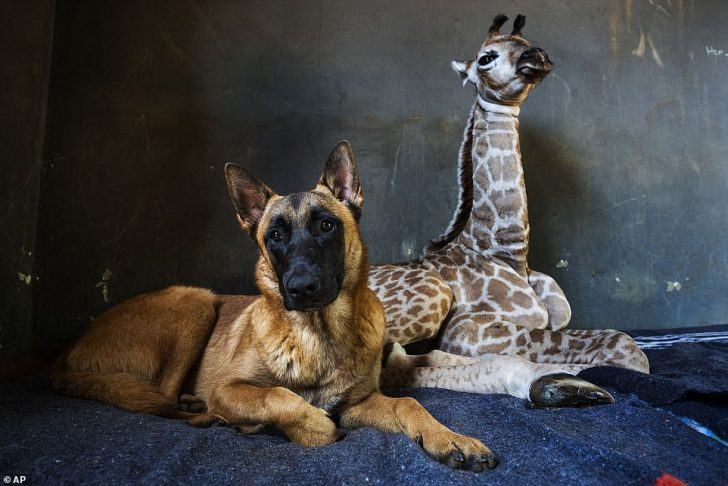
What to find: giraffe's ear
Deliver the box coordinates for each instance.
[451,60,473,86]
[319,140,363,214]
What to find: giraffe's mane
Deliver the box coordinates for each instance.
[426,104,475,252]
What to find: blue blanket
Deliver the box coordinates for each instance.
[1,326,727,485]
[584,325,728,440]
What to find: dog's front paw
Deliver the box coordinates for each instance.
[186,412,223,428]
[283,406,339,447]
[179,393,207,413]
[421,431,498,472]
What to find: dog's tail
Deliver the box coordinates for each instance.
[51,358,177,415]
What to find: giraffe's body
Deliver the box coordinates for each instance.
[371,15,648,399]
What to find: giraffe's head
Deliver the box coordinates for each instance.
[452,14,553,106]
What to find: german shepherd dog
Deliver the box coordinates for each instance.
[52,142,497,471]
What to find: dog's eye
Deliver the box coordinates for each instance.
[269,230,281,241]
[478,53,498,66]
[320,220,334,232]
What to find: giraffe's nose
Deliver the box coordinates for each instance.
[519,47,552,66]
[517,47,553,81]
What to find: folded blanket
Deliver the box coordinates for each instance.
[579,325,728,437]
[631,326,728,349]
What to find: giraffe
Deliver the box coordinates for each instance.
[370,14,649,404]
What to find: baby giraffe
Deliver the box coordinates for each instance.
[371,14,649,400]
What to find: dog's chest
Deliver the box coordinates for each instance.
[277,352,354,393]
[298,388,344,412]
[267,332,359,409]
[280,362,353,412]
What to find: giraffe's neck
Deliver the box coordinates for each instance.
[454,97,530,275]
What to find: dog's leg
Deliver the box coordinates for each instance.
[339,392,497,472]
[382,349,614,407]
[51,369,179,414]
[206,382,338,446]
[178,393,207,413]
[52,286,219,416]
[158,294,218,403]
[185,411,264,433]
[186,412,223,427]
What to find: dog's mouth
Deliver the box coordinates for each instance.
[283,294,337,313]
[297,302,325,312]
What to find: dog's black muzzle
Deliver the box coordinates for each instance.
[281,260,340,311]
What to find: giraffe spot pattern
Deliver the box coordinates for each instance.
[368,101,649,376]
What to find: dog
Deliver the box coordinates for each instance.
[52,141,497,471]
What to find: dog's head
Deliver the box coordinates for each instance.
[225,141,366,312]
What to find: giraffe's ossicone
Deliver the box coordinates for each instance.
[371,14,649,406]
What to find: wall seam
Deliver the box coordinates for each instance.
[29,0,57,355]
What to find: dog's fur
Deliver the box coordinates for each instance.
[52,142,497,471]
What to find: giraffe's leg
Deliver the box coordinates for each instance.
[527,270,571,331]
[381,345,613,407]
[385,342,479,368]
[369,264,453,345]
[440,314,649,373]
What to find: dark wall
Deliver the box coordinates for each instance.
[0,1,54,359]
[34,0,728,350]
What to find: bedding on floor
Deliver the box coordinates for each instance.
[1,326,726,485]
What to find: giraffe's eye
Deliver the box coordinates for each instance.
[477,52,498,66]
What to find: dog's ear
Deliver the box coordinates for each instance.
[319,141,363,212]
[224,163,276,237]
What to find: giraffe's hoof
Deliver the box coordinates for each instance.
[529,373,615,408]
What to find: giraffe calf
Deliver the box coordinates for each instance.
[371,13,650,399]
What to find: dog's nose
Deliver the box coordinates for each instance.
[285,272,321,298]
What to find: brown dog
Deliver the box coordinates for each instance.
[52,141,497,471]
